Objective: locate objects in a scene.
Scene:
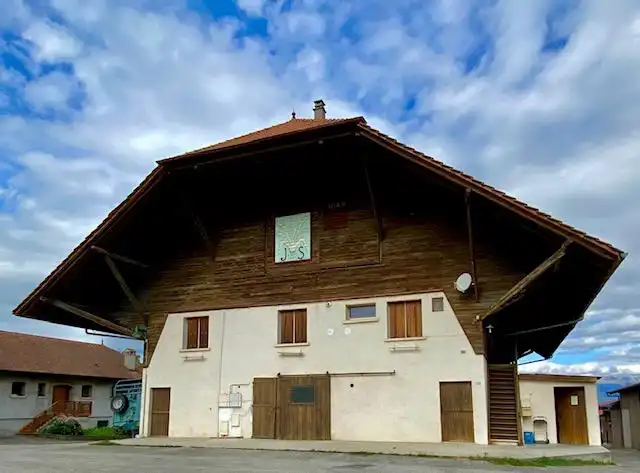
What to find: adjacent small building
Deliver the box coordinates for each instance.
[602,382,640,449]
[518,373,601,446]
[0,331,140,436]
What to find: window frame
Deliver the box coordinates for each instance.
[345,303,378,323]
[37,383,46,398]
[387,300,423,339]
[11,381,26,397]
[184,316,210,350]
[431,296,444,312]
[81,385,93,398]
[278,309,308,345]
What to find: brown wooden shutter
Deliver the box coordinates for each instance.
[186,318,198,349]
[198,316,209,348]
[405,301,422,337]
[388,302,405,339]
[280,310,294,344]
[294,310,307,343]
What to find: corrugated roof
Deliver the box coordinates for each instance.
[0,331,140,380]
[609,381,640,394]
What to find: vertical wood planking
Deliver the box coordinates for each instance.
[555,387,589,445]
[405,300,422,338]
[252,378,277,439]
[149,388,171,436]
[440,381,474,442]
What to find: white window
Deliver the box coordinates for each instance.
[37,383,46,397]
[346,304,377,320]
[81,385,93,398]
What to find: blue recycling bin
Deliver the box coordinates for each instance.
[523,431,535,445]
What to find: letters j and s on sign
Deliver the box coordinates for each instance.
[275,212,311,263]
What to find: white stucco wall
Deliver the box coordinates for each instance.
[518,379,600,446]
[0,374,116,436]
[143,292,489,443]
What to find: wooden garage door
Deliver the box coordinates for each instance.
[149,388,171,437]
[440,382,475,442]
[252,378,277,439]
[278,375,331,440]
[555,387,588,445]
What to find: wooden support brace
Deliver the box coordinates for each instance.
[465,189,479,302]
[41,298,133,337]
[363,158,384,240]
[102,255,142,314]
[482,240,571,320]
[90,246,148,268]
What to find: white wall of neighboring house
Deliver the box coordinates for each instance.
[519,379,601,446]
[142,291,489,443]
[0,374,116,436]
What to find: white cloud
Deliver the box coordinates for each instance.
[0,0,639,373]
[22,20,82,62]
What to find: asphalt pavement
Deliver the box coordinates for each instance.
[1,441,638,473]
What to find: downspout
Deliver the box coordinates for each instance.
[216,311,227,436]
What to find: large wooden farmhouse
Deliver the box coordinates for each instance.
[14,100,624,445]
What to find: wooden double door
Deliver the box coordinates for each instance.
[253,375,330,440]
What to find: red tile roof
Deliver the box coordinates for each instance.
[0,331,140,380]
[160,117,364,163]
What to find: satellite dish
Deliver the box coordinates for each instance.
[455,273,473,293]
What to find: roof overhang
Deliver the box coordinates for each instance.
[13,118,625,352]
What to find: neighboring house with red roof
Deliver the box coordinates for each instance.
[13,100,624,444]
[0,330,140,436]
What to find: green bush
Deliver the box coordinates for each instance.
[40,416,84,436]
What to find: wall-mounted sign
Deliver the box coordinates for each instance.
[275,212,311,263]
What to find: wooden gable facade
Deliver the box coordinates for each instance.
[13,111,625,368]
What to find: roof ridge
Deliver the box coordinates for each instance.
[182,117,355,157]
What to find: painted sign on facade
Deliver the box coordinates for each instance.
[275,212,311,263]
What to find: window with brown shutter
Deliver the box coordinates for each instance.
[388,301,422,339]
[279,309,307,344]
[185,316,209,349]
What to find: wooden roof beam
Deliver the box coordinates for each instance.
[363,158,384,241]
[90,246,148,268]
[465,189,479,302]
[482,240,572,320]
[100,254,148,326]
[40,298,133,337]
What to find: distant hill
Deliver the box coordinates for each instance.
[598,383,622,404]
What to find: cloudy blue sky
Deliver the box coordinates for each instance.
[1,0,639,380]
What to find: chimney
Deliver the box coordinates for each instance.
[313,99,326,120]
[123,348,138,371]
